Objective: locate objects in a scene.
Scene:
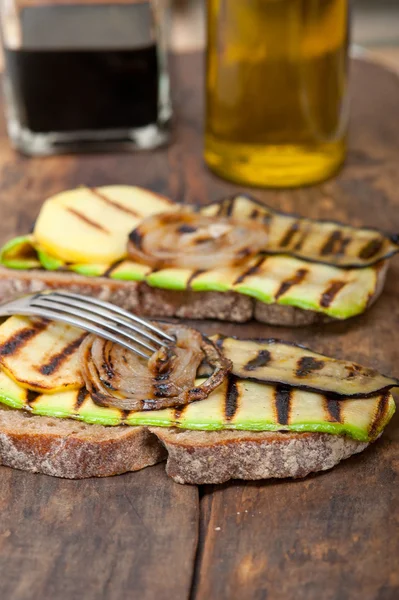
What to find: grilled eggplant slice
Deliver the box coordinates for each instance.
[203,336,399,398]
[201,195,399,268]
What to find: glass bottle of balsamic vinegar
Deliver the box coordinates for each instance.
[0,0,171,155]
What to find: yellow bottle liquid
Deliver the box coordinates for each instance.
[205,0,349,188]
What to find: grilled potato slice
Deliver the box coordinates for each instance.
[34,186,175,264]
[0,316,85,392]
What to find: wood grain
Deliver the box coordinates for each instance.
[0,53,398,599]
[177,55,399,600]
[18,1,146,7]
[0,463,199,600]
[192,415,399,600]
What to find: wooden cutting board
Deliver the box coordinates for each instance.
[0,54,398,600]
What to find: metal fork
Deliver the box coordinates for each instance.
[0,291,174,360]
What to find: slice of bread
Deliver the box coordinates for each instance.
[0,405,166,479]
[0,405,371,482]
[0,263,388,326]
[150,428,369,485]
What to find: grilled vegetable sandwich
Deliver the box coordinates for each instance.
[1,186,398,326]
[0,314,396,483]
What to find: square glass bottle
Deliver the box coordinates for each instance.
[0,0,171,155]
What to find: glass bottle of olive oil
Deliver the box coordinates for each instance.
[205,0,350,188]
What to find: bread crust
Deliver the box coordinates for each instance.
[138,283,253,322]
[150,428,369,485]
[0,267,141,312]
[0,406,166,478]
[0,406,371,482]
[0,263,388,326]
[254,302,332,326]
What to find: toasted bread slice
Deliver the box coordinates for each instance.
[0,403,370,482]
[0,405,166,478]
[150,428,370,485]
[0,262,388,326]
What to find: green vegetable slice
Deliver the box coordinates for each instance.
[0,235,41,269]
[37,248,65,271]
[0,238,382,319]
[201,195,399,268]
[0,194,395,319]
[202,336,399,398]
[0,369,394,442]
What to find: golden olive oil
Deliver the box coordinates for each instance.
[205,0,349,187]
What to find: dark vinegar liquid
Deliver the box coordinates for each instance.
[5,46,159,133]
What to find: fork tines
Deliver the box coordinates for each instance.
[27,291,172,360]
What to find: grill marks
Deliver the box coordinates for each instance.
[345,363,363,380]
[187,270,204,288]
[103,259,124,278]
[369,391,390,439]
[359,238,383,260]
[237,247,252,260]
[244,350,271,372]
[26,389,40,405]
[178,224,198,234]
[325,395,342,423]
[320,280,347,308]
[11,376,393,443]
[129,228,143,250]
[38,334,87,376]
[152,346,176,399]
[0,320,48,357]
[279,222,351,258]
[293,230,308,251]
[225,376,240,420]
[217,195,399,267]
[101,344,115,382]
[153,382,173,398]
[173,404,189,420]
[275,268,308,300]
[75,386,88,410]
[280,221,300,247]
[234,256,266,285]
[296,356,325,378]
[120,409,131,422]
[274,385,292,425]
[66,207,109,233]
[217,197,235,217]
[90,188,140,217]
[321,230,351,256]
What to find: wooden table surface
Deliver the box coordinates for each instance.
[0,53,398,600]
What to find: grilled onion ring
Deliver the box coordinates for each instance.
[127,210,269,270]
[79,324,231,411]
